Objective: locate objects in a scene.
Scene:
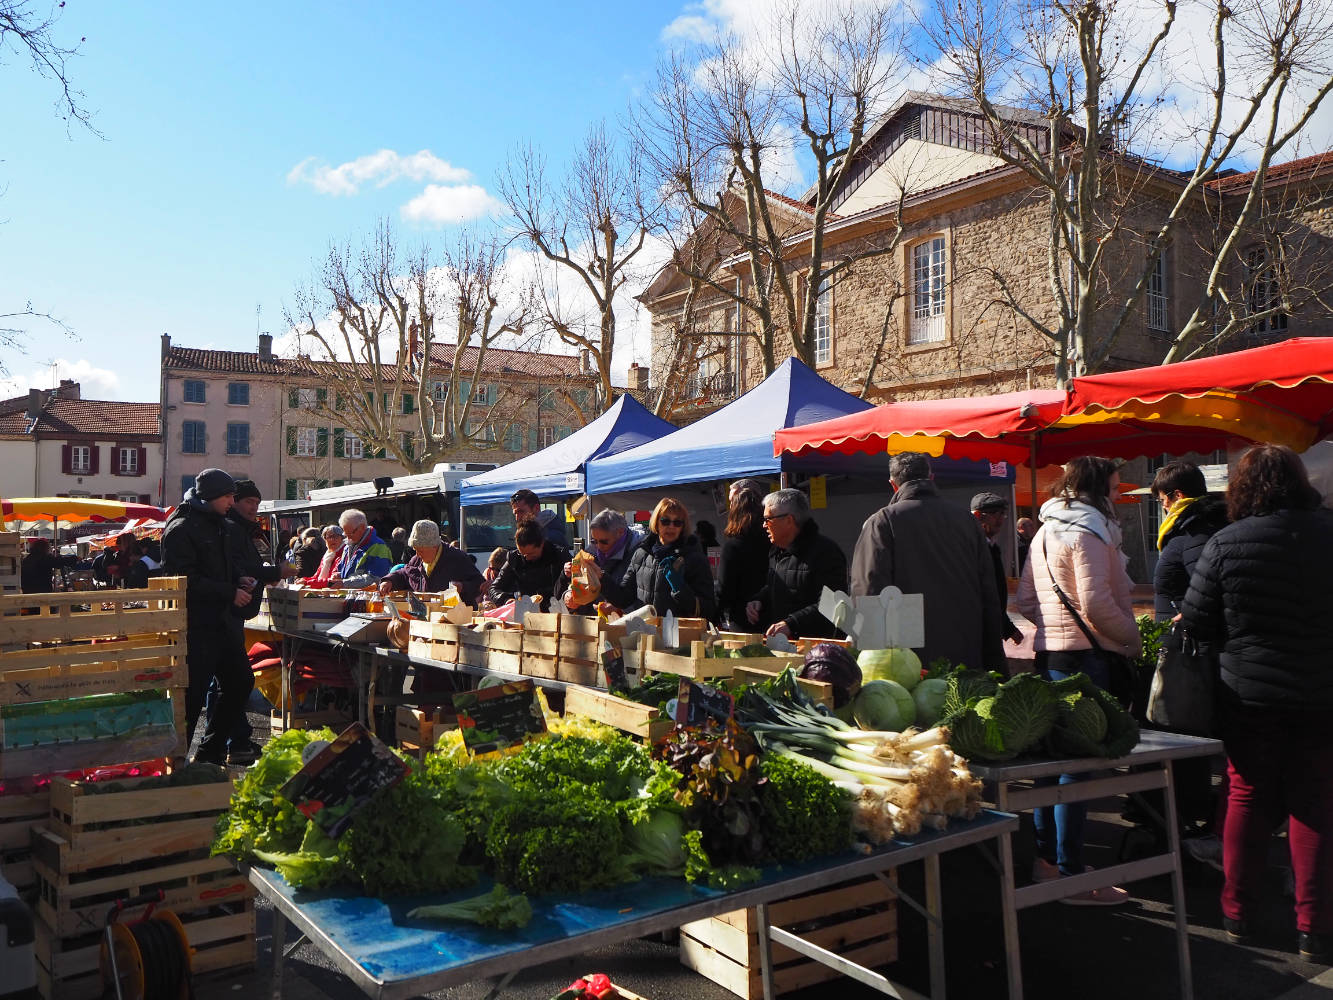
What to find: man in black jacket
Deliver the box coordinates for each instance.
[161,468,251,765]
[488,519,570,610]
[746,489,847,639]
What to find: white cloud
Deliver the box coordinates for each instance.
[287,149,473,196]
[401,184,507,226]
[0,358,123,400]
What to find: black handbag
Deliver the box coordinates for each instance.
[1041,537,1139,709]
[1146,622,1215,736]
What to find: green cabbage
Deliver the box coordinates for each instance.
[912,677,950,728]
[856,648,922,690]
[852,679,916,731]
[941,669,1059,762]
[1046,673,1139,759]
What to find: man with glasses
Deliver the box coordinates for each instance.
[510,488,568,548]
[971,492,1025,645]
[330,508,393,588]
[559,509,644,614]
[745,488,847,639]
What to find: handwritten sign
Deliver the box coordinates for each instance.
[672,677,735,726]
[279,722,410,838]
[452,679,546,754]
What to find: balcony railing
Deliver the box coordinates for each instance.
[683,370,738,404]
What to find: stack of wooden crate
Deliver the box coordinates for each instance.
[32,773,251,999]
[520,613,600,685]
[0,531,20,593]
[679,874,898,999]
[0,577,256,996]
[265,586,349,633]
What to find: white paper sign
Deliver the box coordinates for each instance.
[660,610,680,649]
[818,585,924,651]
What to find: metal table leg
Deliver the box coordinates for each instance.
[270,905,287,1000]
[1163,760,1194,1000]
[756,900,776,1000]
[997,823,1023,1000]
[924,854,946,1000]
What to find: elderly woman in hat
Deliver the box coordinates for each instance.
[378,519,484,606]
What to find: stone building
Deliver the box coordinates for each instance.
[643,94,1333,419]
[160,333,597,504]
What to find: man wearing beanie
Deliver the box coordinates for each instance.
[162,468,254,765]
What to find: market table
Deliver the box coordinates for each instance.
[968,729,1223,1000]
[250,810,1020,1000]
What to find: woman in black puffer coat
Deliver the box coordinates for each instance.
[1181,444,1333,961]
[1151,461,1230,620]
[605,498,716,622]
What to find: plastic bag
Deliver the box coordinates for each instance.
[569,549,602,607]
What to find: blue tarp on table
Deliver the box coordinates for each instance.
[460,394,676,506]
[586,358,873,495]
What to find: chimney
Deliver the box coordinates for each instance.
[57,379,79,400]
[580,350,592,374]
[408,322,420,360]
[258,332,273,361]
[25,388,43,421]
[629,363,649,393]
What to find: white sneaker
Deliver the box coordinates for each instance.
[1182,834,1223,872]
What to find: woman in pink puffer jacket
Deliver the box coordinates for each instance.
[1016,456,1143,905]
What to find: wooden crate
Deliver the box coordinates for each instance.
[0,631,185,707]
[0,531,19,593]
[636,636,802,680]
[730,667,834,710]
[394,705,457,755]
[601,616,707,654]
[563,685,673,742]
[266,587,349,633]
[0,577,185,648]
[36,773,233,877]
[679,874,898,1000]
[35,891,255,1000]
[520,631,560,680]
[407,619,462,664]
[268,707,352,737]
[36,852,251,939]
[481,625,523,674]
[1,692,187,780]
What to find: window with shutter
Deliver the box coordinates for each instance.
[89,446,100,474]
[183,422,206,454]
[285,479,297,501]
[70,445,91,474]
[504,424,523,452]
[527,428,538,451]
[137,446,147,477]
[402,393,415,414]
[286,426,297,456]
[183,380,206,403]
[333,428,345,458]
[335,392,346,411]
[345,431,364,459]
[227,382,250,405]
[316,388,328,409]
[226,423,250,455]
[316,427,329,457]
[289,389,300,409]
[61,444,72,474]
[295,428,317,457]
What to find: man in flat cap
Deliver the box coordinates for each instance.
[971,491,1024,645]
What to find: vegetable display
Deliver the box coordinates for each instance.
[799,642,862,708]
[856,648,922,689]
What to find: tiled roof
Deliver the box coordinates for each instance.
[426,344,596,380]
[163,346,328,376]
[1207,152,1333,194]
[38,398,160,437]
[764,188,839,219]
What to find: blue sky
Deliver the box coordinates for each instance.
[1,1,684,403]
[5,0,1331,406]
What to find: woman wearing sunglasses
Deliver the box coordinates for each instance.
[605,498,716,621]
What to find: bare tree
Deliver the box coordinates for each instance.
[286,222,533,473]
[636,1,910,373]
[500,121,655,414]
[929,0,1333,381]
[1,1,96,369]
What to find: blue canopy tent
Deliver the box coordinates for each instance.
[586,358,875,494]
[459,394,677,505]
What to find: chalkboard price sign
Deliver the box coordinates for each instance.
[452,680,547,755]
[672,677,735,726]
[279,722,411,838]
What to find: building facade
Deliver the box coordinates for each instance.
[0,381,162,502]
[160,333,598,504]
[644,95,1333,419]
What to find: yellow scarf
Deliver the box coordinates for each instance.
[1156,495,1200,551]
[422,547,441,577]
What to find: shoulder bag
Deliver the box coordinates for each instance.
[1146,620,1215,736]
